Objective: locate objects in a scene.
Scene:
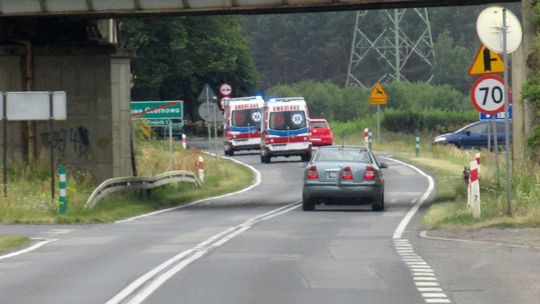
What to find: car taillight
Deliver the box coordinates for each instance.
[363,166,376,180]
[307,165,319,179]
[342,166,353,180]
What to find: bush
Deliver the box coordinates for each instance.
[382,108,477,133]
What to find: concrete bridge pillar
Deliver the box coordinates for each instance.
[0,20,133,182]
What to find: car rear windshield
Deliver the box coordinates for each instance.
[232,109,262,129]
[315,148,370,163]
[310,121,328,128]
[269,111,307,130]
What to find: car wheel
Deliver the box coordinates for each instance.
[371,195,384,211]
[228,149,234,156]
[301,152,311,162]
[260,153,270,163]
[302,193,315,211]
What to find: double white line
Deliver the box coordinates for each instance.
[106,202,300,304]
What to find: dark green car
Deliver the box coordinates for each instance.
[302,146,387,211]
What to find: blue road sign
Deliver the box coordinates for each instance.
[479,105,512,120]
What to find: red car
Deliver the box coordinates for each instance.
[309,118,334,146]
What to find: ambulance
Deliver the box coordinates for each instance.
[260,97,312,163]
[223,96,264,156]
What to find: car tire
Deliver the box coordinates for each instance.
[261,153,270,163]
[371,195,384,211]
[302,193,315,211]
[301,152,311,162]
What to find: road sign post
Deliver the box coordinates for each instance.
[369,83,388,142]
[131,100,183,171]
[477,6,522,216]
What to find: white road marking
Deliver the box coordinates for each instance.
[381,157,434,239]
[418,287,443,292]
[394,238,451,303]
[425,299,451,303]
[416,282,440,286]
[0,238,57,261]
[414,277,438,281]
[107,202,300,304]
[383,158,449,303]
[115,156,262,224]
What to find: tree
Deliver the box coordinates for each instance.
[120,16,259,121]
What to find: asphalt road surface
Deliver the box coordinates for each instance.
[1,146,537,304]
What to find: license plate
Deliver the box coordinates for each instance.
[327,171,338,179]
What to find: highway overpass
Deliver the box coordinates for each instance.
[0,0,531,181]
[0,0,518,17]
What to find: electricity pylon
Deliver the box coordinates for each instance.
[346,9,434,87]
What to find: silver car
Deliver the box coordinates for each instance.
[302,146,387,211]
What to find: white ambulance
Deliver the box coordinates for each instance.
[260,97,312,163]
[223,96,264,156]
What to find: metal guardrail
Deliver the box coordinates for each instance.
[84,170,201,209]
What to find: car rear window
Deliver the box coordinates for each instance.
[316,148,370,163]
[310,121,328,128]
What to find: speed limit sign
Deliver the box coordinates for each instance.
[219,83,232,96]
[470,75,506,115]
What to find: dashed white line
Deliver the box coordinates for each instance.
[384,157,449,303]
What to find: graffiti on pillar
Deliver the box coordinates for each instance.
[40,126,95,161]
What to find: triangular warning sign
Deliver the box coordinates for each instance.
[369,83,388,105]
[469,45,504,76]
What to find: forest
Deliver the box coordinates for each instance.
[120,3,521,125]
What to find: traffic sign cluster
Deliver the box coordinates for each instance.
[219,83,232,111]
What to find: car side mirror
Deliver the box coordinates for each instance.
[465,131,471,136]
[379,162,388,169]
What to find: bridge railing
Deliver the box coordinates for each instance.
[84,170,201,209]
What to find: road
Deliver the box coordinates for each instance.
[1,148,537,303]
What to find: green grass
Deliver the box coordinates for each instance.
[0,235,30,254]
[332,121,540,230]
[0,140,255,224]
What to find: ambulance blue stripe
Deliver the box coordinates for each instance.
[231,126,257,133]
[268,127,309,137]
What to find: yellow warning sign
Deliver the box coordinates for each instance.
[369,83,388,105]
[469,45,504,76]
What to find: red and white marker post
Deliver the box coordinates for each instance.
[198,156,205,182]
[364,128,369,147]
[182,134,187,149]
[468,160,481,218]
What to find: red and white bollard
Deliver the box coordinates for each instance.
[197,156,205,182]
[475,152,481,177]
[468,160,481,218]
[182,134,187,149]
[364,128,369,147]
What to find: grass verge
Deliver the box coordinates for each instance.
[0,140,255,224]
[333,124,540,230]
[0,235,30,254]
[387,138,540,229]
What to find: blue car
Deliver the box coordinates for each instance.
[432,120,511,149]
